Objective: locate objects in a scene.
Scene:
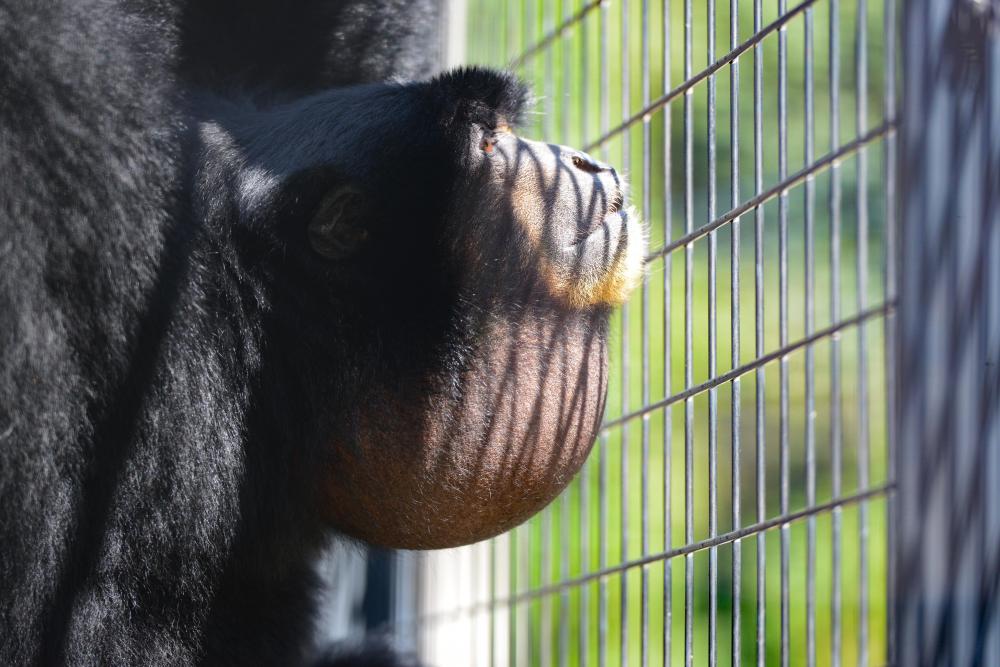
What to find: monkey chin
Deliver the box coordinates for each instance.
[549,205,647,309]
[322,307,610,550]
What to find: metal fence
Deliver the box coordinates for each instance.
[895,1,1000,665]
[383,1,1000,665]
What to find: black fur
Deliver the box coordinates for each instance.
[0,2,533,665]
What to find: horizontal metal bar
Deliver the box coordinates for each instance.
[416,484,894,623]
[510,0,604,68]
[601,302,893,432]
[583,0,823,153]
[645,122,896,265]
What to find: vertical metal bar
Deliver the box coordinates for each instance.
[683,0,695,661]
[526,521,535,666]
[401,551,421,657]
[827,0,843,665]
[543,0,555,140]
[580,465,590,667]
[803,6,817,667]
[599,432,609,667]
[420,552,430,662]
[640,0,652,664]
[521,0,529,72]
[729,0,742,661]
[517,23,542,665]
[490,537,497,667]
[489,29,503,667]
[542,502,551,666]
[620,1,632,663]
[527,0,539,136]
[855,1,870,664]
[579,7,591,667]
[471,543,479,664]
[706,0,719,662]
[539,7,556,664]
[599,0,610,181]
[509,522,518,667]
[559,6,573,665]
[777,0,791,665]
[598,2,609,665]
[752,0,766,663]
[896,3,1000,664]
[662,1,674,664]
[506,0,516,66]
[559,496,569,667]
[505,5,521,667]
[580,0,590,149]
[881,0,897,662]
[616,245,628,667]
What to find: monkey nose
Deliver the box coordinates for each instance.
[570,151,612,174]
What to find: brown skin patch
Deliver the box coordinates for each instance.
[323,307,607,549]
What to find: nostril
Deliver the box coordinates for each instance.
[571,152,607,174]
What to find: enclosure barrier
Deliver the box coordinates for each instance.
[895,1,1000,665]
[382,0,1000,665]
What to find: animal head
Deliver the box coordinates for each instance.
[207,67,645,548]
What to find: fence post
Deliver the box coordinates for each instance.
[896,1,1000,665]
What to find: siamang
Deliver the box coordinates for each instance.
[0,0,644,664]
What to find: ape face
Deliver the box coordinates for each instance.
[232,68,645,549]
[291,70,643,313]
[459,124,645,309]
[278,70,644,548]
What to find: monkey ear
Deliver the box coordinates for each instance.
[307,186,368,259]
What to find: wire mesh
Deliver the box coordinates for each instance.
[405,0,899,664]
